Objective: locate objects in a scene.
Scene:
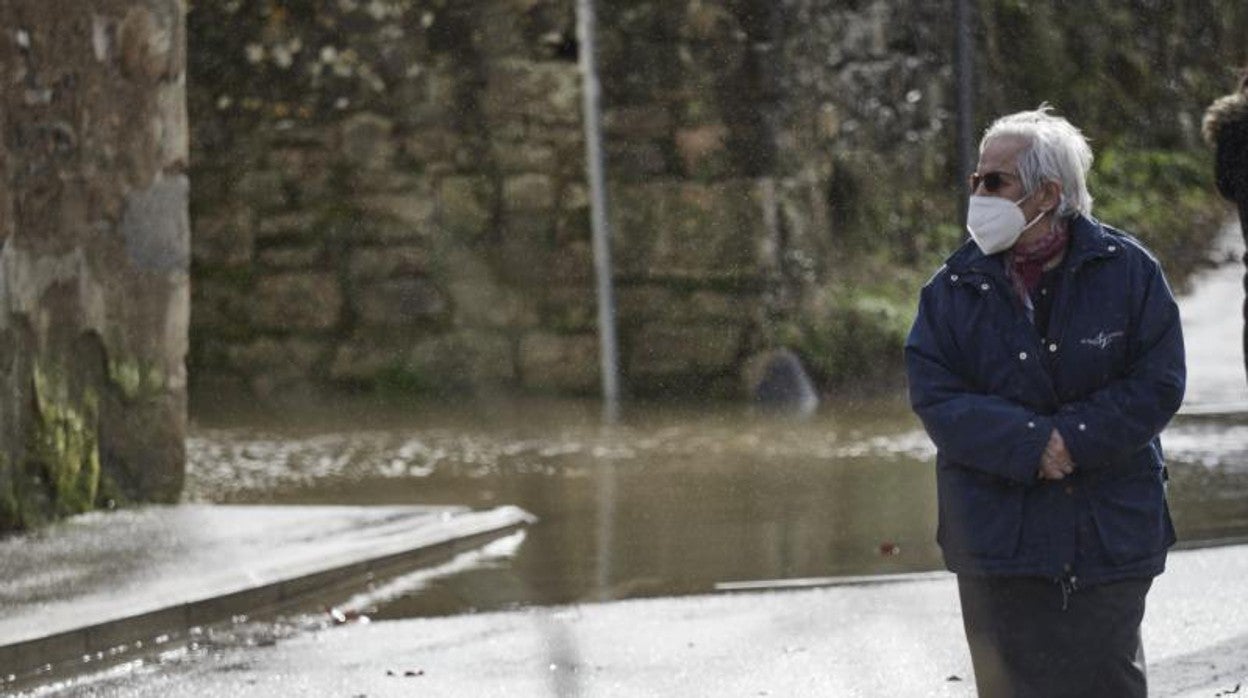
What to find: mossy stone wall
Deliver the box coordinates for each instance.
[187,0,1244,401]
[187,0,954,399]
[0,0,189,530]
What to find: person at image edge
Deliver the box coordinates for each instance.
[1203,69,1248,386]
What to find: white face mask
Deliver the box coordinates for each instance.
[965,192,1047,255]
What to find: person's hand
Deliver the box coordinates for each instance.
[1037,428,1075,480]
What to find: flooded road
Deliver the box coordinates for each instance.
[186,398,944,617]
[183,222,1248,619]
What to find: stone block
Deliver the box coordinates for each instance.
[327,338,394,382]
[681,1,738,41]
[155,81,189,169]
[225,337,324,374]
[675,124,731,178]
[619,287,760,326]
[519,332,599,393]
[118,4,178,82]
[616,285,672,322]
[610,184,665,275]
[492,141,557,174]
[605,139,670,178]
[236,169,290,212]
[339,112,395,169]
[255,211,324,243]
[266,126,334,150]
[615,180,766,280]
[252,273,342,332]
[409,330,516,388]
[539,284,597,333]
[329,330,515,392]
[256,245,324,270]
[603,105,673,139]
[554,206,591,245]
[348,245,430,280]
[546,241,594,284]
[503,174,556,212]
[627,322,744,377]
[561,182,590,212]
[443,253,540,330]
[190,279,254,338]
[437,176,495,239]
[358,193,437,229]
[120,175,190,274]
[689,290,759,323]
[267,147,335,201]
[483,59,581,126]
[191,207,252,268]
[351,171,429,196]
[401,129,458,167]
[355,278,448,326]
[325,213,427,244]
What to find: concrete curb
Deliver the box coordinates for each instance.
[0,505,535,690]
[715,570,953,592]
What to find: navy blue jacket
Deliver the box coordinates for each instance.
[905,214,1185,585]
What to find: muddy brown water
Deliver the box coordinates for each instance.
[185,394,1248,621]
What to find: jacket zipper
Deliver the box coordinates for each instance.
[1058,574,1079,611]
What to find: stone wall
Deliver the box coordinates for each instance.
[187,0,1241,402]
[0,0,189,529]
[187,0,957,400]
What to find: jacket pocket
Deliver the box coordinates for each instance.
[1090,466,1175,565]
[937,466,1024,559]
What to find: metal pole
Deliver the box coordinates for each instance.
[954,0,976,223]
[577,0,621,425]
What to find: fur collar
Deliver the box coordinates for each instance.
[1203,92,1248,145]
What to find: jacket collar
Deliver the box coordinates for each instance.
[945,213,1118,278]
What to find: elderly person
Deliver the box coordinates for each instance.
[1203,71,1248,384]
[905,107,1185,697]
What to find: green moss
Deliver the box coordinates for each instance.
[1089,147,1223,286]
[372,362,436,395]
[109,360,143,401]
[106,357,168,403]
[0,453,20,531]
[14,363,104,527]
[369,358,475,399]
[783,280,915,391]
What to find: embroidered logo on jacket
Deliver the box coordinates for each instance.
[1080,331,1124,350]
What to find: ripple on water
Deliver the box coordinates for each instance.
[185,413,936,501]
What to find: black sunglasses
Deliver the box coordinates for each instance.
[970,171,1015,193]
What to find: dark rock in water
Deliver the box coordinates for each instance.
[748,349,819,416]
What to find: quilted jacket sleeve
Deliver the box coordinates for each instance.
[1050,257,1186,470]
[905,280,1053,485]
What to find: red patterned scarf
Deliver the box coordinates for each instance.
[1008,220,1069,302]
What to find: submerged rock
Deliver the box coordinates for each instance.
[747,348,819,416]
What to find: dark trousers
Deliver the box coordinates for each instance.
[957,575,1152,698]
[1242,247,1248,386]
[1240,205,1248,385]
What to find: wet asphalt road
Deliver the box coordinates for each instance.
[44,542,1248,697]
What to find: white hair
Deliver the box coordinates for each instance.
[980,104,1094,219]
